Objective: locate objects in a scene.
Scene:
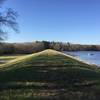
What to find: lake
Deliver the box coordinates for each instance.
[63,51,100,66]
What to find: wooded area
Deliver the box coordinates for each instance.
[0,41,100,54]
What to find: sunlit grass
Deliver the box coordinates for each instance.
[0,49,100,99]
[0,54,27,67]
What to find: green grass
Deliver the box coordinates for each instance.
[0,55,27,65]
[0,49,100,100]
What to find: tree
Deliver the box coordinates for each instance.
[42,41,50,49]
[0,0,19,40]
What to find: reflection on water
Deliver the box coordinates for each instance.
[63,51,100,66]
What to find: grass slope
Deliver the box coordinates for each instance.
[0,49,100,100]
[0,55,26,65]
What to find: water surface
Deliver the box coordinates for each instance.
[63,51,100,66]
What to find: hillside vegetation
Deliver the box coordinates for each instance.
[0,49,100,100]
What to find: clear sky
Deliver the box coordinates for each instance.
[3,0,100,44]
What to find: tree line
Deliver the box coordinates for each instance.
[0,41,100,55]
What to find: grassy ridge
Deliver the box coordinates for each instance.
[0,55,26,66]
[0,49,100,100]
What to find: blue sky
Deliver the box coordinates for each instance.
[3,0,100,44]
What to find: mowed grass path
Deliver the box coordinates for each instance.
[0,49,100,100]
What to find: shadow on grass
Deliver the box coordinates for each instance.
[0,65,100,99]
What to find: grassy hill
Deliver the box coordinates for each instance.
[0,49,100,100]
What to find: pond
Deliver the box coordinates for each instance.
[63,51,100,66]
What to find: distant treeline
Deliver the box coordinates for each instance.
[0,41,100,54]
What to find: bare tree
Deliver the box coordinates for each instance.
[0,0,19,40]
